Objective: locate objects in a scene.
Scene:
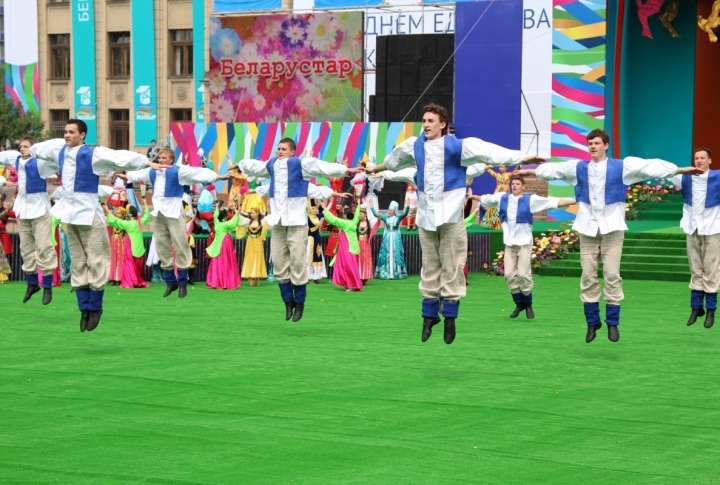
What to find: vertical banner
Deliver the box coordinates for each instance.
[4,0,40,115]
[71,0,98,145]
[131,0,158,146]
[193,0,206,122]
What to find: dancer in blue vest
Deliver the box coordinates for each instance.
[367,104,544,344]
[516,129,700,342]
[121,148,227,298]
[237,138,357,322]
[668,148,720,328]
[0,137,59,305]
[471,175,576,319]
[30,119,163,332]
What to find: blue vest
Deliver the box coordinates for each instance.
[59,145,98,194]
[682,171,720,208]
[575,158,627,205]
[149,165,184,198]
[15,156,47,194]
[412,134,466,193]
[499,193,533,224]
[267,157,308,198]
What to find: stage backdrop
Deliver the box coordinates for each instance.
[170,122,422,191]
[208,13,364,123]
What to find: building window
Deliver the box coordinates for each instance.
[171,109,193,122]
[109,110,130,149]
[49,34,71,79]
[170,30,193,76]
[50,110,69,138]
[109,32,131,78]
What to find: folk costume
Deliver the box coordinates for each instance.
[106,207,151,289]
[371,202,409,280]
[323,205,362,291]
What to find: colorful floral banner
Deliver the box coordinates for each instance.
[208,12,364,123]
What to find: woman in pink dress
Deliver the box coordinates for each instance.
[321,200,362,291]
[205,205,241,290]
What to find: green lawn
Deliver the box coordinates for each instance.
[1,275,718,484]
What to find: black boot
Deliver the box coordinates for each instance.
[178,286,187,299]
[525,304,535,320]
[285,302,295,321]
[421,317,441,342]
[163,283,178,297]
[608,325,620,342]
[688,308,705,326]
[292,303,304,322]
[80,311,90,332]
[85,310,103,332]
[23,285,41,303]
[585,323,602,343]
[509,303,525,318]
[42,288,53,305]
[704,310,715,329]
[443,318,456,344]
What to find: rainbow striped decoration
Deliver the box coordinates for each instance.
[170,122,423,192]
[549,0,606,221]
[4,62,40,115]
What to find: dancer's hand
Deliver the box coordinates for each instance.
[522,155,546,165]
[676,166,704,176]
[147,161,167,171]
[332,191,352,199]
[347,167,364,174]
[216,174,231,181]
[513,169,535,177]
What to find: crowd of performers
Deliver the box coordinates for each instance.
[0,105,714,346]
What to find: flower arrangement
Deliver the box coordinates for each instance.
[489,225,580,275]
[625,179,680,220]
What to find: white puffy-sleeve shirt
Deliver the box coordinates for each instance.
[0,150,55,220]
[536,157,678,236]
[481,192,560,246]
[668,172,720,236]
[238,157,347,226]
[31,139,149,225]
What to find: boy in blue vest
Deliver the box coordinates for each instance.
[237,138,357,322]
[516,129,700,342]
[668,148,720,329]
[471,175,576,319]
[30,119,163,332]
[0,137,59,305]
[121,148,227,298]
[367,104,544,344]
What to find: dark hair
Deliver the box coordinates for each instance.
[151,139,157,143]
[278,137,296,152]
[20,136,36,145]
[586,129,609,145]
[217,207,230,222]
[127,206,138,218]
[694,147,712,158]
[66,119,88,137]
[422,103,450,135]
[510,175,526,186]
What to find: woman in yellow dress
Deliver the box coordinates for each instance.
[480,166,513,230]
[239,202,268,286]
[228,161,266,214]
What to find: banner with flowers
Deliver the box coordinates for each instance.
[209,12,364,123]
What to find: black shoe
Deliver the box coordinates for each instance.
[509,303,525,318]
[292,303,304,322]
[178,286,187,299]
[443,318,456,344]
[85,310,103,332]
[285,302,295,321]
[163,283,178,297]
[23,285,41,303]
[585,323,602,343]
[704,310,715,329]
[421,317,441,342]
[688,308,705,326]
[608,325,620,342]
[42,288,52,305]
[80,311,90,332]
[525,304,535,320]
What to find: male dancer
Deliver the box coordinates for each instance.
[668,148,720,328]
[367,103,544,344]
[121,148,228,298]
[31,119,163,332]
[237,138,356,322]
[471,175,576,319]
[0,137,58,304]
[516,129,700,342]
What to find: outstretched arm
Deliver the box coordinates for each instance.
[178,165,222,185]
[92,147,151,175]
[379,167,416,186]
[368,138,417,173]
[472,192,503,209]
[623,156,700,185]
[528,160,580,185]
[461,138,539,167]
[0,150,21,167]
[301,157,357,179]
[237,159,270,178]
[28,139,63,174]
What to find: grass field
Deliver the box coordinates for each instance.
[1,275,719,484]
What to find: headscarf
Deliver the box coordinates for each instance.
[388,201,399,213]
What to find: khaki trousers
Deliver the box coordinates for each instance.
[271,224,309,286]
[579,230,624,304]
[504,244,533,294]
[154,212,192,270]
[18,212,58,274]
[687,231,720,293]
[66,214,110,290]
[418,217,467,301]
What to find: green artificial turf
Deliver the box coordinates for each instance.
[1,276,719,484]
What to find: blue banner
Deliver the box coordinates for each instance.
[214,0,281,12]
[193,0,205,122]
[131,0,158,146]
[71,0,97,145]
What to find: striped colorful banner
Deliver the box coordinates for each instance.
[4,63,39,115]
[549,0,606,221]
